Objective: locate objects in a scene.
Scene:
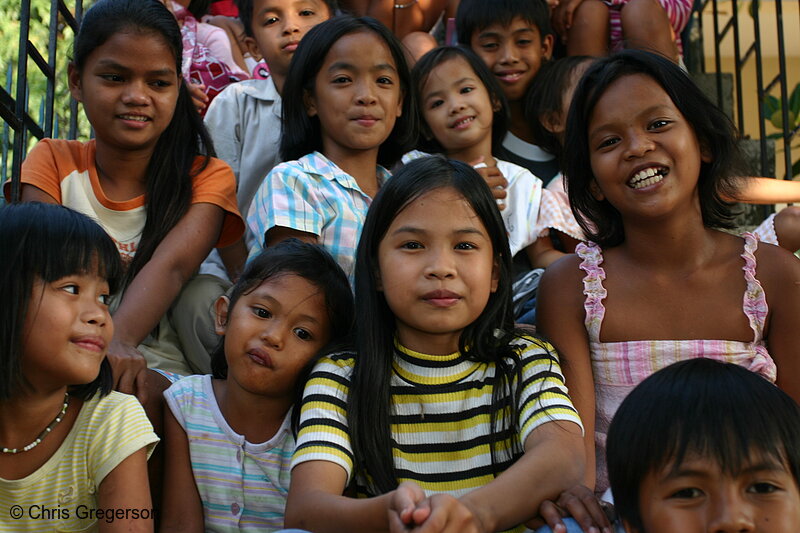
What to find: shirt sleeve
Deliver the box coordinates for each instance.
[191,156,245,248]
[86,392,160,486]
[515,337,584,445]
[204,86,243,181]
[291,354,355,482]
[247,162,324,250]
[7,138,63,202]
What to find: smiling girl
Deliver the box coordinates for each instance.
[9,0,244,387]
[535,50,800,532]
[247,15,416,281]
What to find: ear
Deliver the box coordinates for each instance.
[541,110,561,134]
[623,519,639,533]
[68,62,83,103]
[590,179,605,201]
[490,258,500,293]
[304,89,317,117]
[395,89,404,118]
[491,95,502,113]
[541,33,555,61]
[214,295,231,336]
[242,36,262,61]
[374,268,383,291]
[700,141,713,164]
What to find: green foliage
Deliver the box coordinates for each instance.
[763,83,800,178]
[0,0,92,185]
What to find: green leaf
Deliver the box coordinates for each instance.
[763,94,781,118]
[790,83,800,116]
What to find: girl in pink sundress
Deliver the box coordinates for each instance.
[534,50,800,533]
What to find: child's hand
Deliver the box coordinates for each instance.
[552,0,586,42]
[470,157,508,210]
[107,339,150,402]
[389,481,429,530]
[187,82,209,113]
[404,494,488,533]
[535,485,615,533]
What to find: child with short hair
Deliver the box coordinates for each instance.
[285,156,584,532]
[160,240,353,532]
[177,0,336,370]
[607,358,800,532]
[0,203,159,533]
[457,0,558,184]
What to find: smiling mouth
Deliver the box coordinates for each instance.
[118,114,149,122]
[496,72,524,83]
[452,116,475,129]
[628,167,669,189]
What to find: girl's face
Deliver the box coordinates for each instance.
[22,273,113,390]
[587,74,710,222]
[546,60,592,141]
[377,187,499,355]
[305,30,403,163]
[68,30,180,156]
[421,56,496,159]
[216,274,331,398]
[632,451,800,533]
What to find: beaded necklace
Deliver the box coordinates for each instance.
[1,392,70,454]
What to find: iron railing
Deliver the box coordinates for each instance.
[0,0,796,202]
[1,0,84,203]
[690,0,798,180]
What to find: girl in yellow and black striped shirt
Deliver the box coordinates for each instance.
[285,156,585,533]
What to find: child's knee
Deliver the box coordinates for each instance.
[774,206,800,252]
[620,0,672,35]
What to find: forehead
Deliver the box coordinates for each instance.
[322,30,396,68]
[473,16,541,40]
[390,187,485,229]
[589,74,677,126]
[423,57,476,92]
[247,273,327,315]
[254,0,330,13]
[86,30,177,70]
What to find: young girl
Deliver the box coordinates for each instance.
[9,0,244,385]
[406,46,583,272]
[247,15,417,281]
[0,203,159,532]
[160,239,353,532]
[285,156,585,532]
[607,358,800,533]
[527,55,800,255]
[535,50,800,532]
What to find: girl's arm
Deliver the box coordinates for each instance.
[97,448,154,532]
[525,234,567,269]
[729,176,800,205]
[535,256,614,532]
[159,409,204,532]
[111,203,224,396]
[285,460,396,532]
[439,421,584,533]
[759,245,800,404]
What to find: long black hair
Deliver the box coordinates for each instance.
[350,156,551,493]
[72,0,216,291]
[412,46,509,156]
[0,203,121,400]
[279,15,417,168]
[564,50,742,248]
[210,239,354,433]
[608,358,800,531]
